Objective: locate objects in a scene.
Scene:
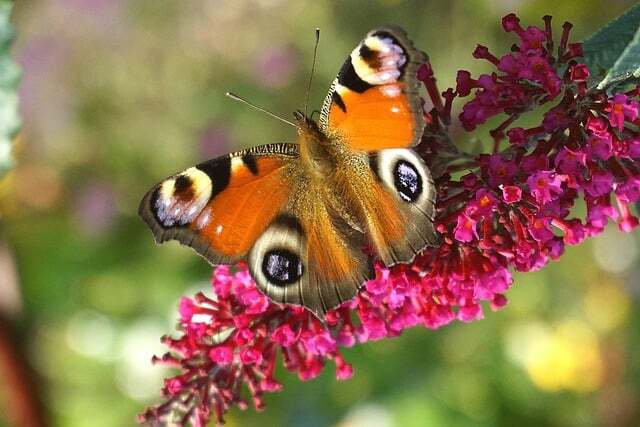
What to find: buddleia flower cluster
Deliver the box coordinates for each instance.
[139,13,640,426]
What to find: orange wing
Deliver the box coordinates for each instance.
[319,26,427,150]
[139,142,375,319]
[246,193,373,319]
[317,28,439,269]
[139,143,298,265]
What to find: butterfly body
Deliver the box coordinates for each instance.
[140,27,440,318]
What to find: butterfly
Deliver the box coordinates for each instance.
[139,26,439,319]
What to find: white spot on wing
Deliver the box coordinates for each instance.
[336,82,349,97]
[381,85,401,97]
[230,156,244,172]
[195,207,212,230]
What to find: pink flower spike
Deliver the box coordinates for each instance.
[502,13,523,33]
[583,170,614,197]
[616,195,640,232]
[468,189,497,218]
[473,45,499,65]
[239,347,263,365]
[165,378,184,396]
[555,147,586,174]
[456,70,476,96]
[272,324,297,347]
[179,297,196,323]
[570,63,589,82]
[334,355,354,380]
[209,346,234,365]
[457,302,484,322]
[490,294,508,311]
[606,93,639,131]
[567,42,583,58]
[528,216,554,242]
[527,171,563,205]
[454,214,479,242]
[507,127,527,146]
[552,219,586,245]
[615,176,640,204]
[502,185,522,204]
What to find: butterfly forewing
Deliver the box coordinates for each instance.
[319,26,427,150]
[139,143,298,265]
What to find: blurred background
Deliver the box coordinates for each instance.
[1,0,640,426]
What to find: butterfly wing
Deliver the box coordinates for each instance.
[247,195,373,319]
[319,27,439,265]
[366,149,439,266]
[319,26,426,150]
[139,143,373,318]
[139,143,298,265]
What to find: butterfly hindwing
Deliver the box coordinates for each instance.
[367,148,439,266]
[319,26,427,150]
[248,205,373,319]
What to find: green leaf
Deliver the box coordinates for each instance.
[582,3,640,90]
[0,0,20,177]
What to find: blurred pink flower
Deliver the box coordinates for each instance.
[199,122,231,159]
[254,44,300,89]
[73,182,117,236]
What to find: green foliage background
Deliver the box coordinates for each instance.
[1,1,640,426]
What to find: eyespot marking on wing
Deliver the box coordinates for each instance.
[247,213,308,304]
[371,149,434,210]
[262,249,304,286]
[337,59,373,93]
[274,213,305,235]
[331,91,347,112]
[242,154,258,175]
[153,167,212,228]
[366,148,439,265]
[393,160,422,202]
[196,156,231,197]
[349,32,408,86]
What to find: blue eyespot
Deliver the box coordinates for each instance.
[262,249,304,286]
[393,160,422,202]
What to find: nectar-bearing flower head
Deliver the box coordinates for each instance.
[139,13,640,426]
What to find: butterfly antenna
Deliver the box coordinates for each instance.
[225,92,297,128]
[304,28,321,118]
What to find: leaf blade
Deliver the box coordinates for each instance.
[582,3,640,88]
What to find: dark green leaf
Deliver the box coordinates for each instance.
[0,0,20,177]
[582,3,640,89]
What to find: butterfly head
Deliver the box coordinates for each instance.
[293,109,322,135]
[293,109,310,124]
